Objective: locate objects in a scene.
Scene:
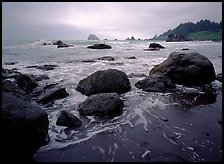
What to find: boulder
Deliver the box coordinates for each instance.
[76,69,131,96]
[26,64,58,71]
[81,59,96,63]
[2,91,49,161]
[87,34,99,40]
[2,79,26,95]
[32,84,69,105]
[149,51,216,86]
[2,68,38,94]
[135,74,176,92]
[77,93,124,116]
[56,110,82,128]
[97,56,114,61]
[148,43,165,49]
[53,40,70,48]
[15,74,38,94]
[87,43,112,49]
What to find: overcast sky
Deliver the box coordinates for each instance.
[2,2,222,40]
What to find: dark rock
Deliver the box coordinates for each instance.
[182,48,190,50]
[217,120,222,125]
[161,118,168,122]
[216,73,222,82]
[149,51,216,86]
[15,74,38,94]
[135,74,176,92]
[2,68,38,94]
[76,69,131,96]
[2,68,21,79]
[126,56,137,59]
[166,34,187,42]
[127,73,147,78]
[87,34,99,40]
[56,110,82,128]
[52,40,71,48]
[32,84,69,105]
[77,93,124,116]
[2,79,26,95]
[97,56,114,61]
[26,64,58,71]
[81,59,96,63]
[149,43,165,49]
[87,43,112,49]
[42,42,51,46]
[2,91,49,161]
[4,61,18,65]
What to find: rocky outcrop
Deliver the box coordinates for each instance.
[3,68,69,106]
[87,34,99,40]
[2,91,49,161]
[2,68,38,94]
[53,40,71,48]
[56,110,82,128]
[76,69,131,96]
[77,93,124,116]
[135,51,216,92]
[87,43,112,49]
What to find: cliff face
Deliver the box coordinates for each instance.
[87,34,99,40]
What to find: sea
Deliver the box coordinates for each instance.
[2,39,222,162]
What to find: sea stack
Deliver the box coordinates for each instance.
[87,34,100,40]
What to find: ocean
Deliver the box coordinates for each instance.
[2,39,222,162]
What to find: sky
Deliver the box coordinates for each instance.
[2,2,222,40]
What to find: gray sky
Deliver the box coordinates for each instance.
[2,2,222,40]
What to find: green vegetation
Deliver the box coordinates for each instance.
[151,19,222,41]
[188,30,222,41]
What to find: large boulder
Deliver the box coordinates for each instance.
[31,84,69,105]
[76,69,131,96]
[149,51,216,86]
[77,93,124,116]
[149,43,165,49]
[135,74,176,92]
[1,91,49,161]
[87,43,112,49]
[16,74,38,94]
[87,34,99,40]
[56,110,82,128]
